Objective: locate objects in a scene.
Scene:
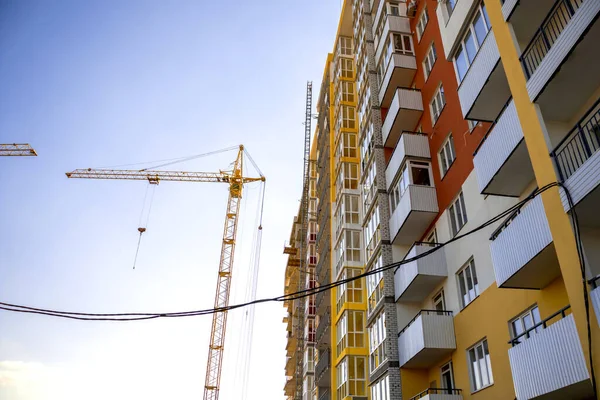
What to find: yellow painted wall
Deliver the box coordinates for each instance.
[484,0,600,385]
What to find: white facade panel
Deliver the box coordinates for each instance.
[457,30,500,119]
[559,147,600,211]
[379,53,417,99]
[502,0,518,20]
[490,196,553,287]
[381,88,424,145]
[527,0,600,100]
[508,314,590,400]
[385,133,430,191]
[389,185,438,240]
[473,100,523,193]
[591,286,600,327]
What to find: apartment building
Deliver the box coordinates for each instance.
[286,0,600,399]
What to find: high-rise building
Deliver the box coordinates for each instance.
[286,0,600,399]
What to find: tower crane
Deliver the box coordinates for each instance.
[66,145,265,400]
[0,144,37,156]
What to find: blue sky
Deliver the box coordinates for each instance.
[0,1,341,398]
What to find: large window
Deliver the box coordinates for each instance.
[336,268,363,313]
[430,84,446,124]
[439,133,456,176]
[363,161,377,211]
[468,339,494,391]
[453,3,491,82]
[364,206,380,262]
[305,318,316,342]
[304,347,315,374]
[368,311,387,373]
[371,375,390,400]
[336,162,359,193]
[416,6,428,41]
[389,160,433,213]
[367,253,384,313]
[457,258,479,309]
[423,42,437,81]
[337,356,367,399]
[449,191,467,237]
[336,310,365,354]
[510,305,542,340]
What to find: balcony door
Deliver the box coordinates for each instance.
[440,361,455,394]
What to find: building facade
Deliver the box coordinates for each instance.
[286,0,600,399]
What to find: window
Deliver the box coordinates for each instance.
[336,268,363,312]
[303,375,314,400]
[423,42,437,80]
[433,290,445,312]
[371,375,390,400]
[453,3,491,82]
[441,362,456,392]
[390,160,433,213]
[367,253,384,313]
[336,310,365,354]
[457,258,479,308]
[510,306,542,341]
[368,311,387,372]
[389,2,400,16]
[426,229,437,244]
[449,191,467,237]
[340,81,355,103]
[337,356,367,399]
[430,84,446,124]
[340,131,358,158]
[364,206,380,262]
[439,133,456,176]
[446,0,457,17]
[468,119,479,131]
[305,318,316,342]
[468,339,494,391]
[416,7,428,41]
[304,347,315,373]
[393,33,413,55]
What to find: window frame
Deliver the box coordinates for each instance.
[438,133,456,177]
[448,191,467,237]
[467,338,494,392]
[422,42,437,81]
[457,258,479,309]
[430,84,446,124]
[510,305,542,340]
[452,3,492,83]
[416,6,429,42]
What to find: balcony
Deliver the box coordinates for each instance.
[457,30,511,121]
[389,185,438,245]
[394,243,447,303]
[508,306,593,399]
[284,377,296,397]
[397,310,456,369]
[385,132,430,182]
[553,99,600,225]
[316,314,331,350]
[375,14,411,67]
[473,99,535,196]
[490,196,560,289]
[379,54,417,110]
[316,287,330,315]
[522,0,600,121]
[409,388,463,400]
[318,388,330,400]
[315,349,331,387]
[382,89,423,147]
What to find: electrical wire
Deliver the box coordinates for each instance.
[0,182,570,320]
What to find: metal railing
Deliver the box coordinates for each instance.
[489,187,538,240]
[398,309,453,337]
[520,0,584,79]
[509,305,571,346]
[318,388,330,400]
[551,97,600,181]
[410,388,463,400]
[316,314,331,344]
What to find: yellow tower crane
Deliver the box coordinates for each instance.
[66,145,265,400]
[0,144,37,156]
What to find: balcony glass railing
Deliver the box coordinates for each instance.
[410,388,463,400]
[521,0,584,79]
[551,98,600,181]
[508,305,571,346]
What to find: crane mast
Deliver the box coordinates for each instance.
[0,144,37,156]
[66,145,264,400]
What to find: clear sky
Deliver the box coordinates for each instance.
[0,1,341,399]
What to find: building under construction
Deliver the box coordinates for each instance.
[285,0,600,399]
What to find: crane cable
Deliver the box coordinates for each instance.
[133,183,157,269]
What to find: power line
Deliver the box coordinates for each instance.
[0,181,577,320]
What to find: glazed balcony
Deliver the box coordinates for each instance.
[473,99,534,196]
[490,196,560,289]
[397,310,456,369]
[394,243,447,303]
[508,305,593,399]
